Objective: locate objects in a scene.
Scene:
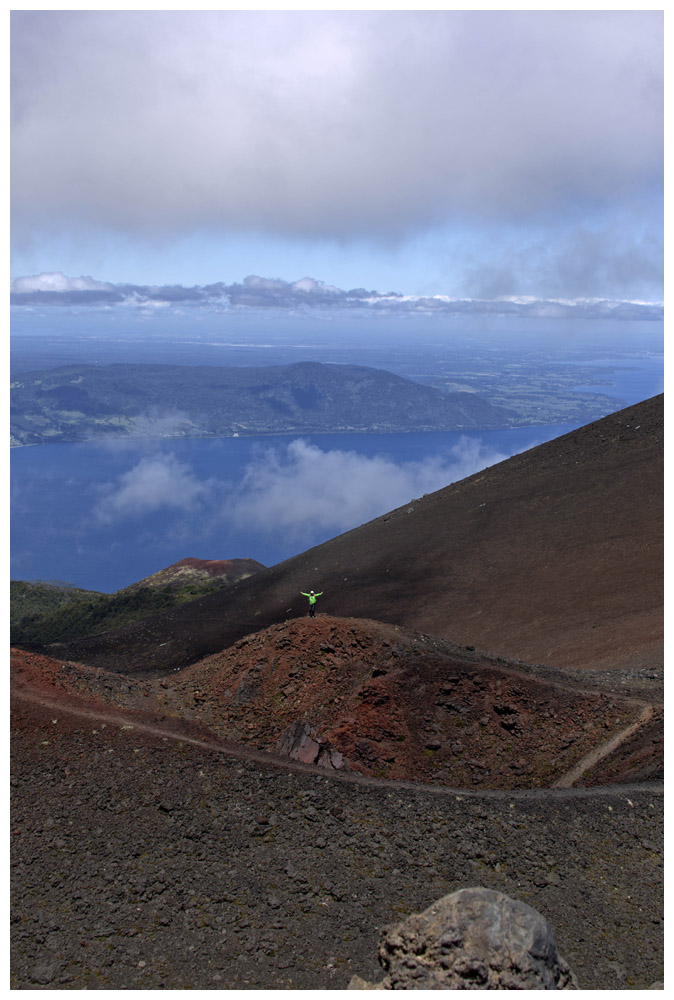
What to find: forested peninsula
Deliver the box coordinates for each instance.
[10,361,516,446]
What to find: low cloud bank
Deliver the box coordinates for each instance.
[10,272,663,321]
[91,437,515,546]
[95,454,215,524]
[224,437,511,541]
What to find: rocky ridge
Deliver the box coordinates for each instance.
[160,616,661,789]
[10,610,664,792]
[123,556,265,591]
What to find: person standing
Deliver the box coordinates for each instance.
[301,590,323,617]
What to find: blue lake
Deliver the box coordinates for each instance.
[10,349,663,594]
[570,353,664,402]
[11,422,579,593]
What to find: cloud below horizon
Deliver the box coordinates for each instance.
[95,454,215,525]
[90,437,516,546]
[224,437,512,542]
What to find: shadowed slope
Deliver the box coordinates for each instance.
[47,395,663,675]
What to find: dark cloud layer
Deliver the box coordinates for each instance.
[460,220,664,302]
[10,272,663,321]
[11,11,663,245]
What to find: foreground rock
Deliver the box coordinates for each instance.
[349,888,577,989]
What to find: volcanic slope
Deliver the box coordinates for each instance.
[48,394,663,676]
[126,556,265,590]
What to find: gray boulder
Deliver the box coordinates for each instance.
[349,887,577,990]
[275,720,348,770]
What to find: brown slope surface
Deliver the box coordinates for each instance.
[47,395,663,676]
[11,655,663,990]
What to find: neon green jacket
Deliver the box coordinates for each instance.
[301,591,323,605]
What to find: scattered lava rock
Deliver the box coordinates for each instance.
[276,720,348,770]
[10,685,663,990]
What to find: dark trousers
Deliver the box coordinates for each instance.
[308,604,316,617]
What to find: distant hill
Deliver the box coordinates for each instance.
[125,557,265,591]
[11,557,264,646]
[10,580,104,640]
[49,395,663,676]
[10,361,516,445]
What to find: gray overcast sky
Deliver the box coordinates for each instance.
[10,9,663,301]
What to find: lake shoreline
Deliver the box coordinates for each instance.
[8,415,603,450]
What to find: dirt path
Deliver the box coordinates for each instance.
[12,686,259,756]
[552,703,654,788]
[11,685,658,801]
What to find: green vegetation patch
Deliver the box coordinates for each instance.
[10,576,235,646]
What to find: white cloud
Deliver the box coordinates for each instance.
[10,271,115,293]
[95,454,214,524]
[224,437,510,540]
[88,435,538,555]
